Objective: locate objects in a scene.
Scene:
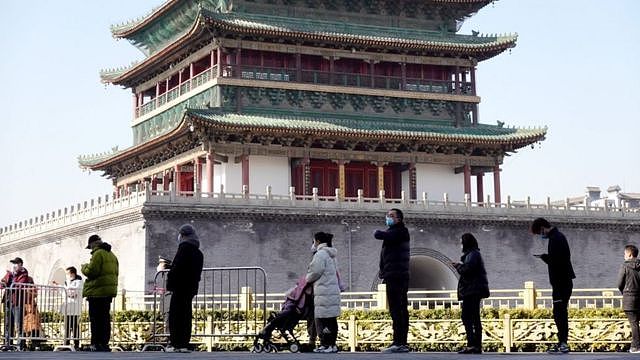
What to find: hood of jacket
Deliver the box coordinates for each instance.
[92,242,112,254]
[181,235,200,249]
[316,243,337,258]
[624,259,640,271]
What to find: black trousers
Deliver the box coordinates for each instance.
[64,315,80,348]
[385,275,409,346]
[169,291,194,348]
[315,317,338,347]
[461,296,482,348]
[552,282,572,344]
[87,297,112,348]
[627,311,640,349]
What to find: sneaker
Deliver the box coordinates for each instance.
[330,345,339,353]
[457,346,478,354]
[630,347,640,353]
[313,346,328,353]
[176,348,191,353]
[165,346,177,353]
[382,344,409,353]
[547,342,570,354]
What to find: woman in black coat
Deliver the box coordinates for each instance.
[453,233,490,354]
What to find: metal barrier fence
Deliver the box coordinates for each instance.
[1,283,72,350]
[150,267,267,349]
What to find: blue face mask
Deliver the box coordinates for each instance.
[385,216,394,227]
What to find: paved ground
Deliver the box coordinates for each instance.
[0,351,638,360]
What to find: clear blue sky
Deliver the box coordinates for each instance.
[0,1,638,226]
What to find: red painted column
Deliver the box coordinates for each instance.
[205,151,214,193]
[242,155,250,192]
[463,163,471,196]
[194,157,202,192]
[476,173,484,204]
[493,165,502,204]
[132,93,138,118]
[174,164,181,194]
[163,171,171,191]
[151,175,158,192]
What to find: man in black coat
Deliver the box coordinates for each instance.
[165,224,204,353]
[617,244,640,353]
[530,217,576,354]
[375,208,410,353]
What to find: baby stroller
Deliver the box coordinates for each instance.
[252,277,312,353]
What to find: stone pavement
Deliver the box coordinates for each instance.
[0,352,637,360]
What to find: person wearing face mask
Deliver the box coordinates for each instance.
[164,224,204,353]
[374,208,410,353]
[1,257,32,350]
[61,266,83,350]
[452,233,489,354]
[530,217,575,354]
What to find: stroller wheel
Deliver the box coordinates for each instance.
[289,343,300,353]
[251,342,264,353]
[265,343,278,353]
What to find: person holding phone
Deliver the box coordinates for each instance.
[530,218,576,354]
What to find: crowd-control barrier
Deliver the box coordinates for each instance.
[1,283,79,351]
[146,267,267,351]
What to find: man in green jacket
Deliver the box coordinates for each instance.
[81,234,119,352]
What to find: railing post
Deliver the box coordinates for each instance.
[242,185,249,199]
[266,185,272,201]
[464,193,471,208]
[422,192,428,207]
[526,196,531,209]
[219,183,225,199]
[169,182,176,202]
[523,281,537,310]
[401,190,407,204]
[289,186,296,201]
[335,188,341,203]
[312,187,319,203]
[375,283,388,310]
[565,197,570,210]
[240,286,253,311]
[348,315,357,352]
[546,196,551,210]
[443,193,449,208]
[502,313,512,352]
[507,195,512,209]
[379,190,385,205]
[357,189,363,204]
[115,289,126,311]
[144,181,151,200]
[486,194,491,208]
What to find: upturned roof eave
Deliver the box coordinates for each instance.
[111,0,182,38]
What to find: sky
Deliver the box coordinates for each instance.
[0,0,639,226]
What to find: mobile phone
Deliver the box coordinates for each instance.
[533,254,542,258]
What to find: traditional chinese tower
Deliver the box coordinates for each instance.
[80,0,546,203]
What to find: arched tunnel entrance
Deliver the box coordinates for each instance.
[408,255,458,290]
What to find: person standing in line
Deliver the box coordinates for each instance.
[375,208,410,353]
[452,233,490,354]
[81,235,119,352]
[61,266,84,349]
[617,244,640,353]
[306,232,341,353]
[1,257,32,350]
[530,217,575,354]
[165,224,204,353]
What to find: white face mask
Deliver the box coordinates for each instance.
[310,243,317,253]
[177,233,182,245]
[11,264,19,273]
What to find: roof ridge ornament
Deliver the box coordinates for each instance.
[214,0,232,13]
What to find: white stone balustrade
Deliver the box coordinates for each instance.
[2,184,639,241]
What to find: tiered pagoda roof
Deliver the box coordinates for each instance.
[102,9,516,86]
[111,0,495,55]
[79,108,546,170]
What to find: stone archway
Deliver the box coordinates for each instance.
[48,260,66,285]
[370,248,458,291]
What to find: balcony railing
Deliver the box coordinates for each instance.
[134,63,474,118]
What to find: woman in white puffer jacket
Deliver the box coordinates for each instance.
[306,232,341,353]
